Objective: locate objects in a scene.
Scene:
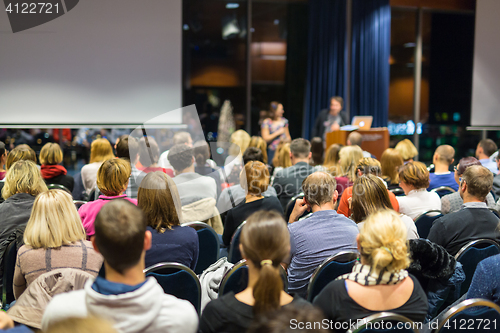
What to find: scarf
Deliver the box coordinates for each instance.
[336,262,408,286]
[40,164,67,179]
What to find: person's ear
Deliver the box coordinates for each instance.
[91,236,101,254]
[450,158,454,165]
[332,190,339,204]
[308,152,312,160]
[289,152,293,160]
[144,230,152,251]
[356,234,361,252]
[357,169,363,177]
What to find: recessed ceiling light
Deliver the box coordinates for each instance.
[226,3,239,9]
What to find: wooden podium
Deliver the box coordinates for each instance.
[325,128,389,160]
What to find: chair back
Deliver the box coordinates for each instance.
[348,312,419,333]
[413,210,443,239]
[73,200,88,210]
[432,298,500,333]
[431,186,456,198]
[285,192,305,222]
[2,241,17,308]
[307,251,359,301]
[183,222,220,274]
[218,259,288,296]
[144,262,201,314]
[390,188,405,197]
[228,221,246,264]
[47,183,72,194]
[455,239,500,296]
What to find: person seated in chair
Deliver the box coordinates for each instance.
[428,145,457,191]
[42,200,198,333]
[39,143,74,192]
[475,139,498,174]
[467,254,500,306]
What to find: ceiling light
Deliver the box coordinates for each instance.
[226,3,239,9]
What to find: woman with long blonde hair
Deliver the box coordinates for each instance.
[224,130,252,184]
[81,138,115,194]
[248,136,268,164]
[321,144,342,175]
[335,145,363,197]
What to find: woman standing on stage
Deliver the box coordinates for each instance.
[261,102,291,163]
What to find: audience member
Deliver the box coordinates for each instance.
[350,175,418,239]
[273,139,315,209]
[335,145,363,197]
[39,143,74,191]
[347,132,371,158]
[222,161,283,246]
[0,141,6,180]
[44,317,118,333]
[476,139,498,173]
[271,142,292,182]
[312,96,348,140]
[249,136,269,164]
[200,211,311,333]
[13,190,103,299]
[467,254,500,306]
[137,137,174,177]
[42,200,198,333]
[321,143,342,175]
[158,131,193,170]
[116,135,140,199]
[380,148,404,190]
[217,147,277,214]
[193,140,222,199]
[397,161,441,219]
[0,144,38,203]
[168,144,217,205]
[395,139,418,162]
[81,139,115,194]
[0,312,30,332]
[309,137,324,167]
[428,145,457,191]
[428,165,500,256]
[137,172,199,270]
[313,209,428,325]
[79,159,137,238]
[441,157,496,214]
[337,158,400,218]
[261,102,291,162]
[492,150,500,199]
[224,130,251,184]
[285,172,358,297]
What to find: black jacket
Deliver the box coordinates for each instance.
[272,162,316,209]
[312,109,349,139]
[44,174,75,192]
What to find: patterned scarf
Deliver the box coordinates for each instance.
[336,262,408,286]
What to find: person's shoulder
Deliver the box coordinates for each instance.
[42,289,87,329]
[160,293,198,319]
[262,118,272,126]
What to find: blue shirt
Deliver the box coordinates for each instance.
[92,276,147,295]
[480,158,498,174]
[428,172,458,191]
[287,210,359,298]
[467,254,500,306]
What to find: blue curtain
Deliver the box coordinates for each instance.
[303,0,347,139]
[350,0,391,127]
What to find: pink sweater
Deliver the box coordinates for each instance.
[78,195,138,237]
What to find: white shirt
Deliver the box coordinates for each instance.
[396,188,441,220]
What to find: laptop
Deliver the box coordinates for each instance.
[352,116,373,130]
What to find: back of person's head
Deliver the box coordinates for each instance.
[240,211,289,315]
[356,157,382,177]
[478,139,498,157]
[243,147,264,165]
[310,137,324,166]
[45,316,117,333]
[229,130,251,156]
[461,165,493,201]
[24,190,86,249]
[138,137,160,167]
[394,139,418,161]
[90,139,114,164]
[381,148,403,184]
[351,175,393,223]
[302,172,336,207]
[240,161,269,196]
[2,160,48,200]
[193,140,210,167]
[116,135,138,162]
[6,144,37,169]
[434,145,455,165]
[248,304,329,333]
[398,161,429,189]
[249,136,268,164]
[137,171,182,232]
[323,144,342,169]
[94,200,146,274]
[339,145,363,181]
[457,156,481,175]
[97,159,131,196]
[359,209,410,272]
[290,138,311,159]
[274,143,292,168]
[0,141,6,159]
[168,143,194,172]
[39,143,63,165]
[347,131,363,147]
[173,131,193,146]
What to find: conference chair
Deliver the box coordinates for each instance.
[47,183,72,195]
[183,221,220,275]
[228,221,246,264]
[349,312,419,333]
[307,251,359,302]
[455,239,500,296]
[413,210,443,239]
[390,188,405,197]
[432,298,500,333]
[73,200,87,210]
[285,192,306,222]
[144,262,201,314]
[431,186,456,198]
[218,259,288,297]
[2,241,17,309]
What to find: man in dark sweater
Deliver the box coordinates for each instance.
[428,165,500,256]
[311,96,349,140]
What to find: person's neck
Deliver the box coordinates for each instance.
[329,110,340,116]
[462,193,483,204]
[245,194,263,203]
[292,158,309,165]
[104,261,146,286]
[434,163,450,173]
[177,165,195,175]
[311,202,336,213]
[247,263,260,289]
[477,153,489,160]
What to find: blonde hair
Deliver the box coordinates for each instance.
[249,136,268,164]
[381,148,403,185]
[39,142,63,165]
[359,209,410,272]
[96,159,131,196]
[339,145,364,181]
[240,161,270,196]
[24,190,86,249]
[229,130,251,157]
[2,160,48,200]
[323,144,342,176]
[45,316,117,333]
[394,139,418,161]
[398,161,429,189]
[274,142,292,168]
[90,138,115,164]
[5,144,37,169]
